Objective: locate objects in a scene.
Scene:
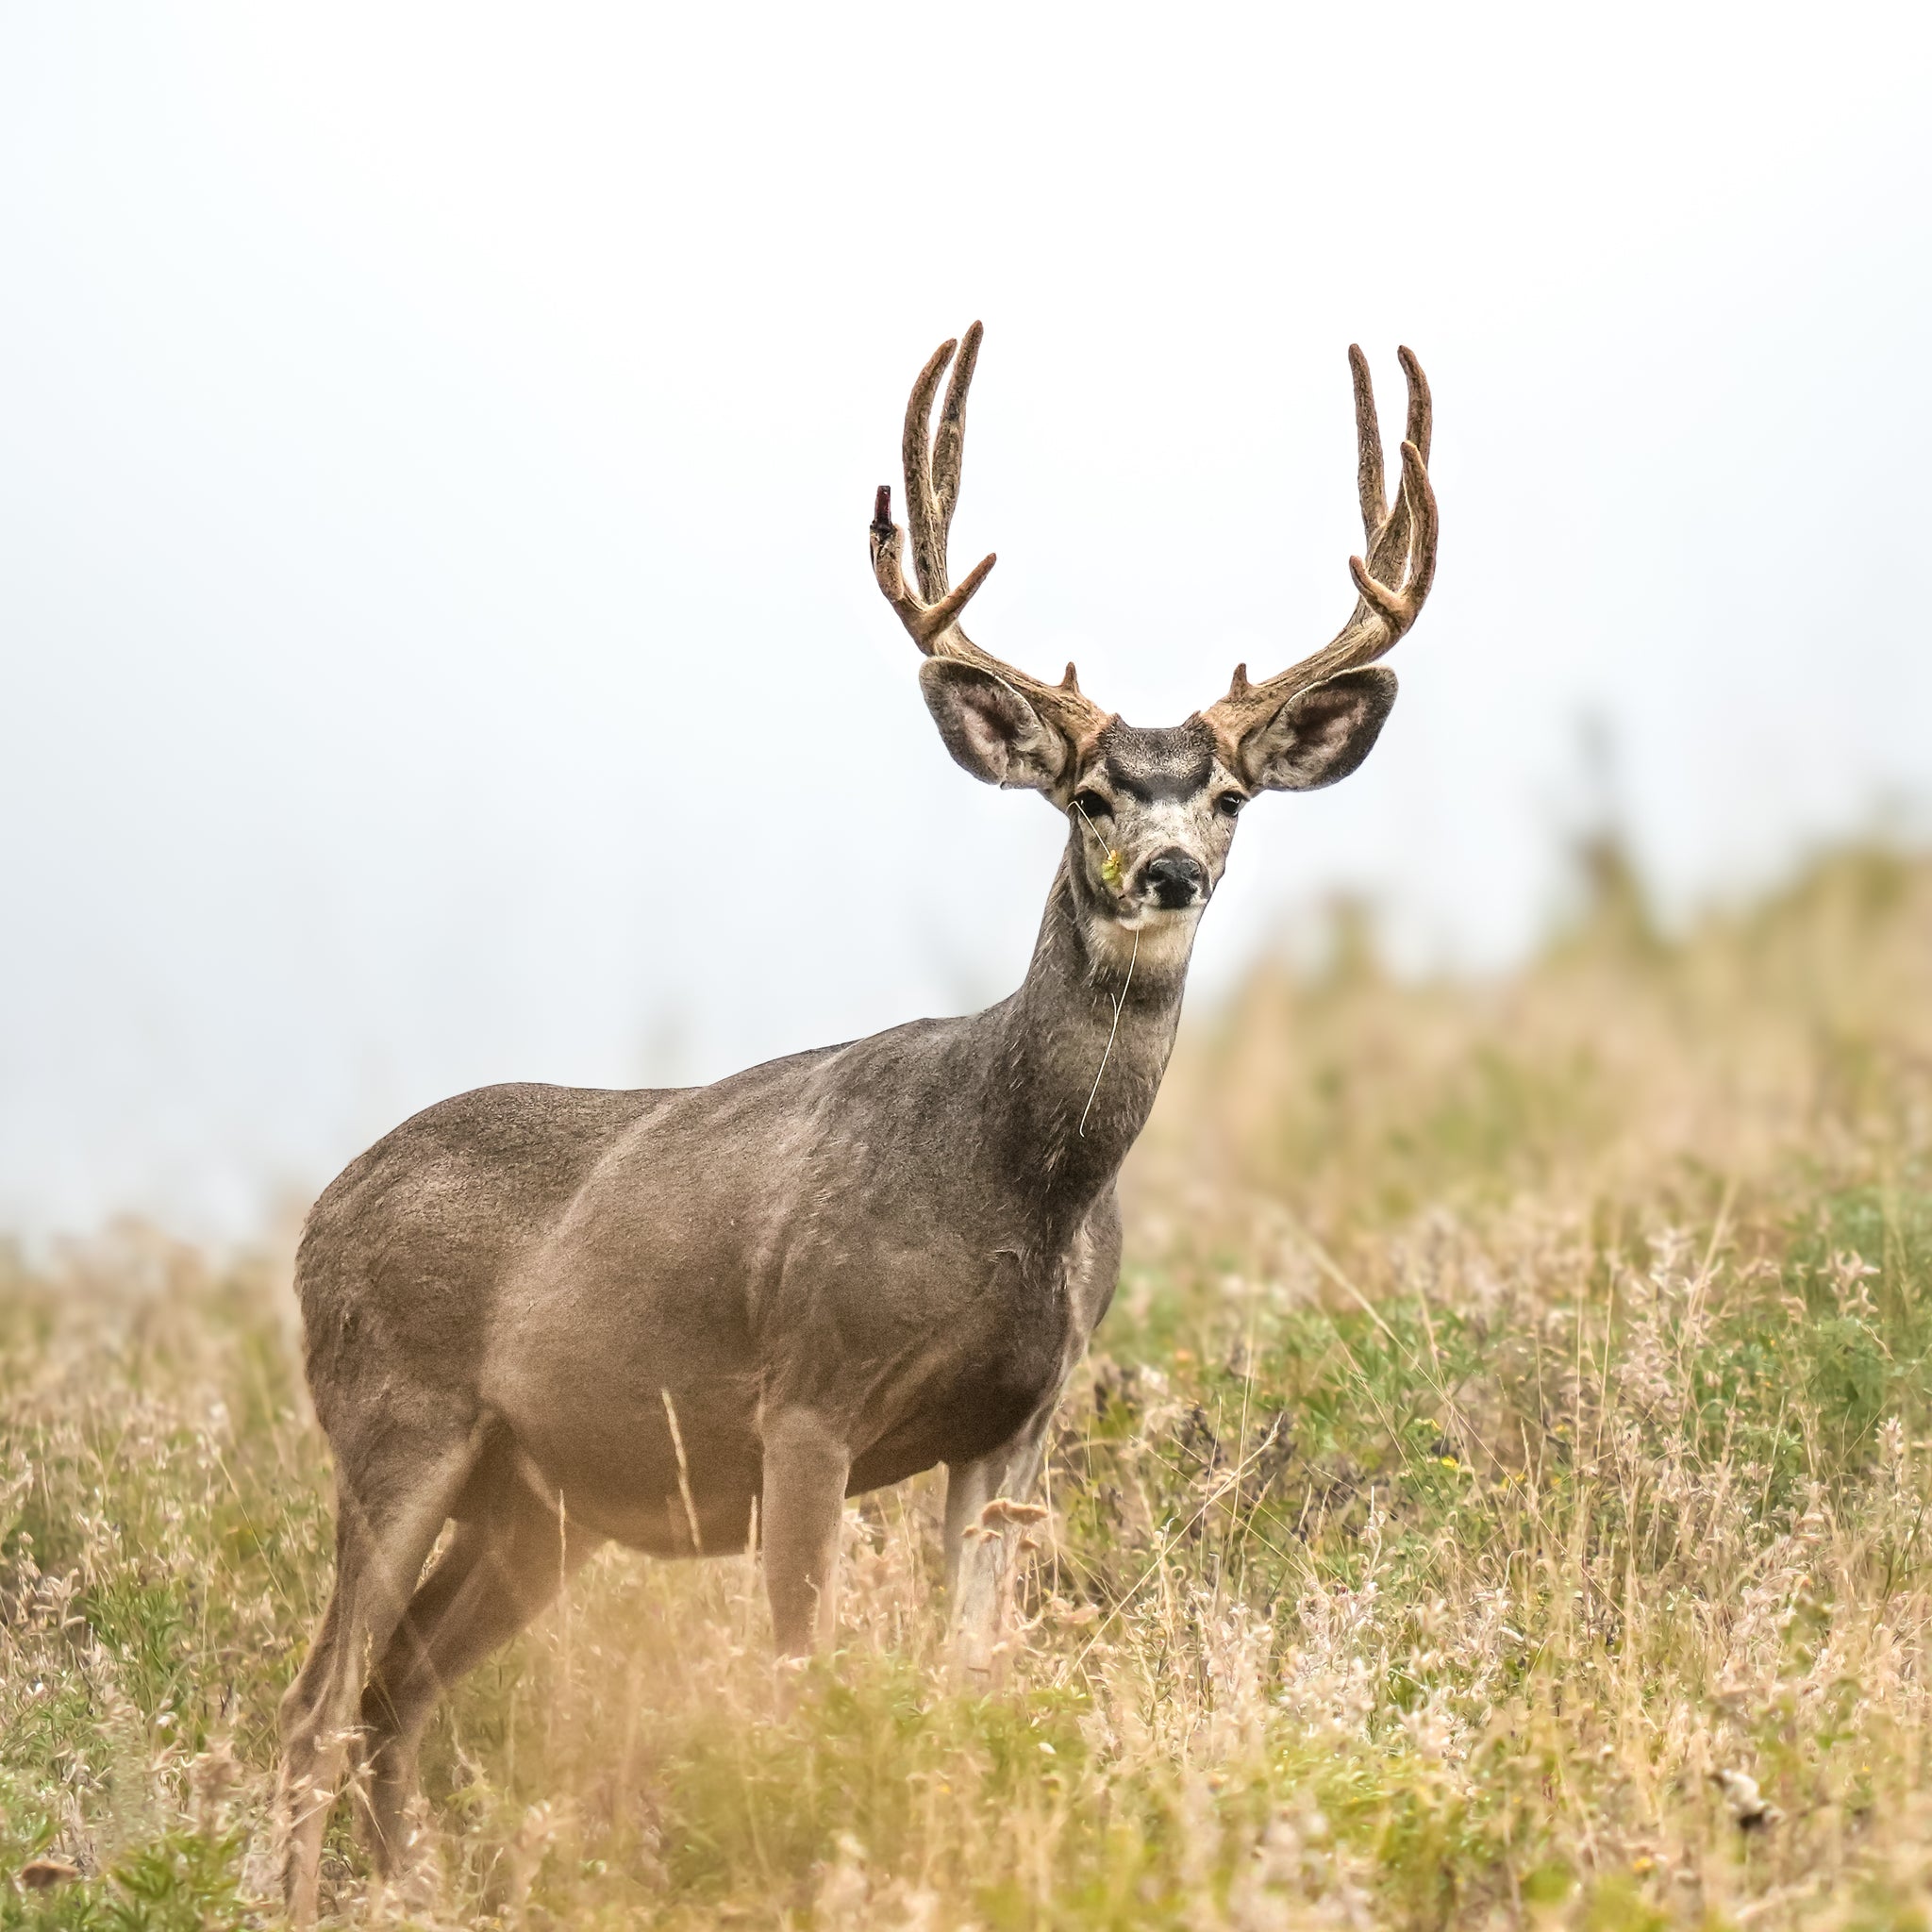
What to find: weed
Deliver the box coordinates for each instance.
[4,846,1932,1926]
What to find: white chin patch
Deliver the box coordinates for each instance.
[1088,903,1202,974]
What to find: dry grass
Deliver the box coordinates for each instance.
[5,843,1932,1929]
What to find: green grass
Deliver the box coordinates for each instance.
[5,844,1932,1927]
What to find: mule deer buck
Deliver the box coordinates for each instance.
[275,325,1439,1921]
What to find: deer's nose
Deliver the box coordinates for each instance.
[1142,849,1208,908]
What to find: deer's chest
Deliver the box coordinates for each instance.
[840,1281,1065,1491]
[819,1210,1118,1491]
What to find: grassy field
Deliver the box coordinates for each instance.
[5,843,1932,1929]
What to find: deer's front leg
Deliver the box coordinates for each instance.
[943,1411,1054,1687]
[760,1409,850,1657]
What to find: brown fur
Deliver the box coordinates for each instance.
[275,329,1441,1924]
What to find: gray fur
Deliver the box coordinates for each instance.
[275,331,1438,1924]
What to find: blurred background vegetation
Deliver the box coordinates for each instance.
[3,837,1931,1929]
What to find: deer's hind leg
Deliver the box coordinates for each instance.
[354,1476,601,1871]
[276,1430,478,1928]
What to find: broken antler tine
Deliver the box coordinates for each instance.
[1348,344,1386,544]
[868,489,921,621]
[1397,346,1432,467]
[871,326,1113,749]
[931,320,983,533]
[903,338,959,601]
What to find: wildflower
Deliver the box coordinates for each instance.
[1714,1769,1780,1829]
[1826,1250,1880,1318]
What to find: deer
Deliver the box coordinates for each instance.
[275,324,1438,1923]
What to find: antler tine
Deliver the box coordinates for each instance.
[1349,344,1385,546]
[870,484,995,654]
[902,337,958,603]
[870,325,1112,751]
[1397,435,1438,606]
[1201,347,1440,751]
[1398,344,1431,464]
[1361,347,1433,579]
[930,320,981,544]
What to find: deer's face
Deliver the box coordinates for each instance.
[1061,720,1241,928]
[916,652,1400,968]
[873,326,1436,976]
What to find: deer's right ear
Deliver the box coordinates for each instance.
[1240,667,1398,792]
[919,658,1069,792]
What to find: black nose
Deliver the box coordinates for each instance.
[1143,849,1208,908]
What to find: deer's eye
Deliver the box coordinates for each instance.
[1071,791,1112,822]
[1216,791,1246,818]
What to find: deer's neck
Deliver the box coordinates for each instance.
[976,854,1196,1221]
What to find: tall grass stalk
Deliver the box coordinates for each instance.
[3,845,1931,1927]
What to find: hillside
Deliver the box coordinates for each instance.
[4,846,1931,1929]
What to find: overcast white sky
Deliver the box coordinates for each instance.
[2,5,1929,1236]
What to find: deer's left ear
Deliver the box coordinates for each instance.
[1241,667,1397,792]
[919,658,1070,791]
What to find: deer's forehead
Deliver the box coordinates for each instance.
[1089,720,1218,802]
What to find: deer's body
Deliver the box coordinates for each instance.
[298,856,1162,1559]
[277,326,1441,1924]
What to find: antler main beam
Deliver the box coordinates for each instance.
[870,323,1111,748]
[1202,346,1439,741]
